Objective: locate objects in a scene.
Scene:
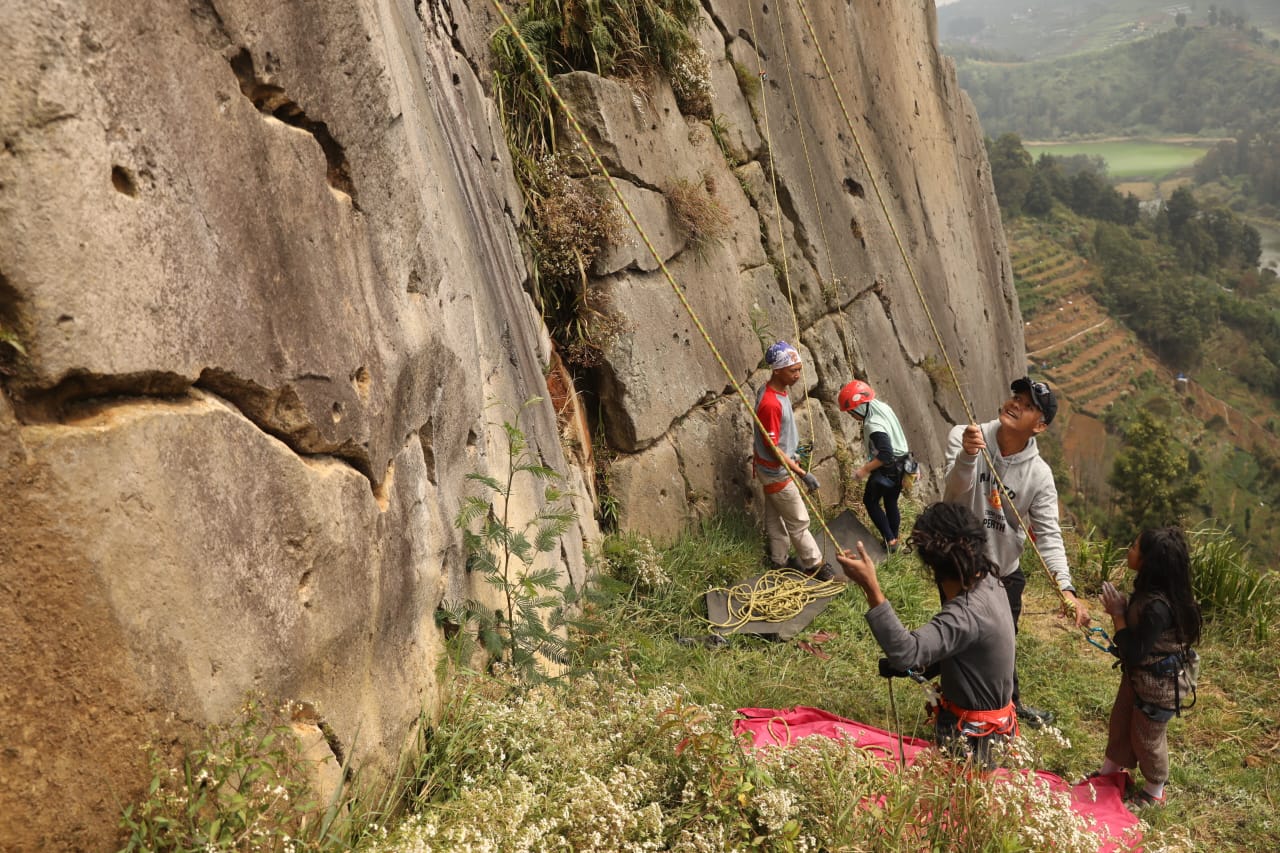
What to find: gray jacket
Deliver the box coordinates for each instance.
[943,420,1075,592]
[865,574,1015,712]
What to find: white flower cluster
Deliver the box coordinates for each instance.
[364,674,1125,852]
[606,536,671,589]
[982,769,1103,853]
[670,45,713,119]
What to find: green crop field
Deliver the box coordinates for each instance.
[1024,139,1211,179]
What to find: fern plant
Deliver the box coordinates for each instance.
[450,400,578,680]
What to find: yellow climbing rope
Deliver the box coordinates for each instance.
[704,568,846,633]
[742,0,818,457]
[484,0,845,569]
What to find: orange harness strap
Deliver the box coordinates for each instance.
[753,455,792,494]
[936,697,1019,739]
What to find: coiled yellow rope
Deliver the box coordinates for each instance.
[704,568,846,632]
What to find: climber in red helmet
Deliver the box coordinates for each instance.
[839,379,911,552]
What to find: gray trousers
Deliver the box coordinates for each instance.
[763,481,822,567]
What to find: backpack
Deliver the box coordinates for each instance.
[897,453,920,492]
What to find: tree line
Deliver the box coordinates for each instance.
[954,26,1280,140]
[989,133,1273,380]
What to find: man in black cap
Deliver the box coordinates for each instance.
[943,377,1090,727]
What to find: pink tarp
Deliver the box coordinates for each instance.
[735,706,1142,852]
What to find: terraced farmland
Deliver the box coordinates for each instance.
[1010,220,1154,417]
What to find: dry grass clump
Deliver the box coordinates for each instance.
[527,155,629,367]
[670,45,712,119]
[666,174,732,252]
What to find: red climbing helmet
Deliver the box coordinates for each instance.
[838,380,875,412]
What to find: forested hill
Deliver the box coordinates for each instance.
[939,0,1280,61]
[952,24,1280,139]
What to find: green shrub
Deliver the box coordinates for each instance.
[1188,524,1278,641]
[449,399,579,681]
[490,0,704,370]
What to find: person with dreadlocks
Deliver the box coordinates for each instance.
[837,502,1017,765]
[1090,527,1202,810]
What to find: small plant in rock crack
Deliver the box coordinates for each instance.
[448,398,578,681]
[117,695,352,853]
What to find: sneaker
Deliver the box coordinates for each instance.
[1015,704,1055,728]
[1125,788,1165,811]
[1080,769,1134,797]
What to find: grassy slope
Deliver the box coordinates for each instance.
[949,25,1280,141]
[1023,141,1211,180]
[939,0,1280,60]
[590,511,1280,850]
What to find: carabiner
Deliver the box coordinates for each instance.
[1086,626,1114,655]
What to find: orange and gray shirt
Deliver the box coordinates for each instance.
[754,383,798,494]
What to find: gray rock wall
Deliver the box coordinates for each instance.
[0,1,1021,849]
[586,1,1022,539]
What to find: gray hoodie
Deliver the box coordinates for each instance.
[943,420,1075,592]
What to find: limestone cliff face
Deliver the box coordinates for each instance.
[0,1,1019,849]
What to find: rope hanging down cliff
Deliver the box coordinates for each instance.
[787,0,1081,626]
[484,0,844,565]
[741,0,818,459]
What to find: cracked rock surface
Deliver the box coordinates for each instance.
[0,2,1021,848]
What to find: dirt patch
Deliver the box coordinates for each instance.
[1114,181,1157,201]
[1061,410,1111,501]
[0,398,187,852]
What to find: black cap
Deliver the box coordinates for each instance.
[1011,377,1057,425]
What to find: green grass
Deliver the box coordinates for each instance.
[119,510,1280,850]
[1024,140,1210,180]
[385,511,1278,849]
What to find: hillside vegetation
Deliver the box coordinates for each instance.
[952,25,1280,140]
[117,513,1280,851]
[1008,211,1280,556]
[940,0,1280,62]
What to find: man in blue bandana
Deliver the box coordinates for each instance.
[753,342,836,581]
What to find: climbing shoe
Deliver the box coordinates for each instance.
[1015,704,1055,728]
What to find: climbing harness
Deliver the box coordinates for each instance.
[934,696,1019,740]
